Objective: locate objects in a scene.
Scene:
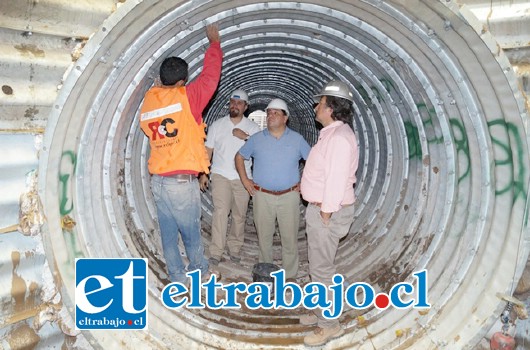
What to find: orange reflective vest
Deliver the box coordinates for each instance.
[139,86,210,175]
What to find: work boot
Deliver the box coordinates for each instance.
[299,313,318,326]
[303,325,344,346]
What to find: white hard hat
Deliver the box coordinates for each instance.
[266,98,289,117]
[313,80,354,103]
[230,89,249,104]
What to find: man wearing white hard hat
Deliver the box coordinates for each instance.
[201,89,261,266]
[300,80,359,346]
[235,98,311,281]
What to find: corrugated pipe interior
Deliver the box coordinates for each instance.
[39,0,530,348]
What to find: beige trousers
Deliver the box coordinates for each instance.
[252,190,300,279]
[208,173,250,260]
[305,203,355,328]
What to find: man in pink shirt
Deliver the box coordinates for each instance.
[299,81,359,347]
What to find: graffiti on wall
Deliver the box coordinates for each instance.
[488,120,528,203]
[59,150,76,216]
[58,150,83,263]
[358,77,527,200]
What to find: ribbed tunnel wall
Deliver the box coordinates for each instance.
[38,0,530,349]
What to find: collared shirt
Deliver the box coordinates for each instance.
[238,127,311,191]
[301,121,358,213]
[205,116,261,180]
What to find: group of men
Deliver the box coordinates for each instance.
[139,24,359,347]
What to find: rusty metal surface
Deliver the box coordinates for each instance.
[39,0,530,349]
[0,134,85,349]
[0,0,528,132]
[0,0,120,131]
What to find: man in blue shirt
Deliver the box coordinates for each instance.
[235,98,311,280]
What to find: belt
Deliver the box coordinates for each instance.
[254,184,298,196]
[310,202,353,208]
[165,174,196,182]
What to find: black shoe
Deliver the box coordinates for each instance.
[229,254,241,263]
[208,257,220,266]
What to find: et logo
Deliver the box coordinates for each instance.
[75,258,148,330]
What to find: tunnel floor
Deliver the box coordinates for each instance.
[201,199,311,286]
[154,197,368,344]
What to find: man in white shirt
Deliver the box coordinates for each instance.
[200,89,261,265]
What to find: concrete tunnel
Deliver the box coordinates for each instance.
[2,0,530,349]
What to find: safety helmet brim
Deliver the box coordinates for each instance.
[313,80,354,103]
[230,89,249,104]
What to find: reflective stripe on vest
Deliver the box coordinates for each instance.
[140,103,183,121]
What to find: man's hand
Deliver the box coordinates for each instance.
[242,178,256,196]
[233,128,249,141]
[235,153,254,195]
[293,183,300,192]
[320,211,332,226]
[199,173,209,192]
[206,24,220,43]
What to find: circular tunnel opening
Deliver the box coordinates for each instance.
[39,1,530,349]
